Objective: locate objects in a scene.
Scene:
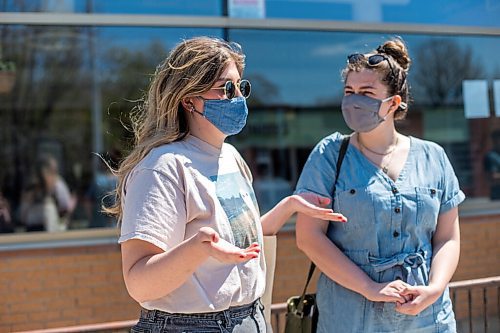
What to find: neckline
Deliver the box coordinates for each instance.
[184,134,223,156]
[349,135,414,185]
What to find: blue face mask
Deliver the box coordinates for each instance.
[192,96,248,136]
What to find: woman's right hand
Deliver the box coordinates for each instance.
[195,227,260,264]
[363,280,411,303]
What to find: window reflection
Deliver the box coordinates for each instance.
[0,25,222,233]
[229,30,500,213]
[0,25,499,235]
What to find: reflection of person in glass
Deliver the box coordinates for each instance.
[106,37,345,332]
[484,129,500,200]
[295,38,465,332]
[19,154,74,232]
[0,191,14,233]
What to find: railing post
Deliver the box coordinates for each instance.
[468,289,473,333]
[483,288,487,333]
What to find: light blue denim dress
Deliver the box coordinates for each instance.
[295,132,465,333]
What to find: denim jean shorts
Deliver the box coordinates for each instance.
[131,299,266,333]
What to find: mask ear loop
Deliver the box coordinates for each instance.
[190,106,205,118]
[381,96,397,120]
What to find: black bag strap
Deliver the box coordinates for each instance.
[296,135,350,314]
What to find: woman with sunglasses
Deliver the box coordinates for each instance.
[108,37,344,332]
[295,37,464,332]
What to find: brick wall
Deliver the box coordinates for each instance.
[0,214,498,332]
[0,244,139,332]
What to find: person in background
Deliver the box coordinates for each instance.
[107,36,346,332]
[0,191,14,233]
[19,155,61,232]
[295,37,464,332]
[47,156,76,223]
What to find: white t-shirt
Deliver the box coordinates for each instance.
[118,135,266,313]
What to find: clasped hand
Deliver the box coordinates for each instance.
[367,280,442,316]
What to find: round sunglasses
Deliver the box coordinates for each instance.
[210,79,251,99]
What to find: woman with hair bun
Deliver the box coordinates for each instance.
[295,37,464,332]
[108,36,345,332]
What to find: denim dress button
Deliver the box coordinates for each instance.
[350,189,356,194]
[393,231,400,238]
[394,207,401,213]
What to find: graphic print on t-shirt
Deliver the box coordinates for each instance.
[211,172,259,248]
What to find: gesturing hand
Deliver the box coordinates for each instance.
[292,193,347,222]
[196,227,260,264]
[395,285,441,316]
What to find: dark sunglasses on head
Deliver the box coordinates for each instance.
[347,53,397,79]
[211,79,251,99]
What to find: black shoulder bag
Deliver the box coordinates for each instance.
[284,135,350,333]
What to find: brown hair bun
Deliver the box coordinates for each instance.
[377,38,411,72]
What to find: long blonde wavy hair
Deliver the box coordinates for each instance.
[106,37,245,223]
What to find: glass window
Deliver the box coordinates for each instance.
[2,0,223,16]
[0,25,222,234]
[1,24,499,236]
[265,0,500,28]
[228,29,500,214]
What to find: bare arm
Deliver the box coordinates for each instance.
[121,227,260,303]
[295,213,407,303]
[260,193,346,236]
[429,207,460,291]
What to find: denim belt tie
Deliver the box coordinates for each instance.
[369,252,428,286]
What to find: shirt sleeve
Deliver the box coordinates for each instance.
[119,168,186,251]
[439,148,466,214]
[294,133,341,201]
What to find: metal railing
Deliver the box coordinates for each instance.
[450,276,500,333]
[15,276,500,333]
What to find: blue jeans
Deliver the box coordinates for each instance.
[131,299,266,333]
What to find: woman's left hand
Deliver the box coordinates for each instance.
[395,285,442,316]
[291,193,347,222]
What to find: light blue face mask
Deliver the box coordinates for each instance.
[192,96,248,136]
